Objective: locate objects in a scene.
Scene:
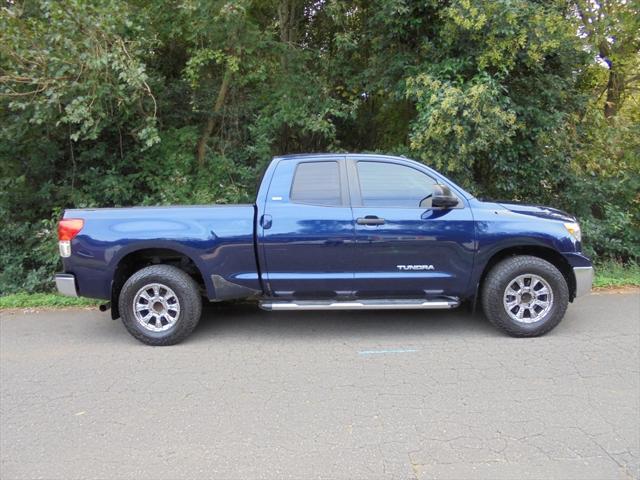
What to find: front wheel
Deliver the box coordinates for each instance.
[481,256,569,337]
[118,265,202,346]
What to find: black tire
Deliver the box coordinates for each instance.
[481,255,569,337]
[118,265,202,346]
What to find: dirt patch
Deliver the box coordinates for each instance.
[592,286,640,295]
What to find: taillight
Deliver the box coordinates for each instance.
[58,218,84,257]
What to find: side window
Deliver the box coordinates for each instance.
[290,161,342,206]
[357,161,436,208]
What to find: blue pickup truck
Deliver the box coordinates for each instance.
[56,154,593,345]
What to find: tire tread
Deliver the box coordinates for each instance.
[481,255,569,337]
[118,265,202,346]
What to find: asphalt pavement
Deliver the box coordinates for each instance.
[1,290,639,480]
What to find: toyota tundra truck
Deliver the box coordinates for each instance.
[55,154,593,345]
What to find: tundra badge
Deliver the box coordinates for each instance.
[397,265,435,271]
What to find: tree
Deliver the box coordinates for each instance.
[0,0,638,294]
[0,0,159,146]
[573,0,640,118]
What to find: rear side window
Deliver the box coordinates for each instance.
[290,161,342,206]
[357,161,436,208]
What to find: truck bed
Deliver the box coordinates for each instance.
[61,205,260,300]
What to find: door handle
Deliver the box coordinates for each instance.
[356,215,385,225]
[260,214,273,229]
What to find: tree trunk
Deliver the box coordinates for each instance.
[275,0,304,154]
[599,39,624,120]
[196,71,231,168]
[278,0,303,44]
[604,63,623,119]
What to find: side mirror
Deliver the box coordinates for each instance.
[431,184,458,209]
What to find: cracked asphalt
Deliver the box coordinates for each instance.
[1,291,639,480]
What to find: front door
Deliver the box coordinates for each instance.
[259,157,354,299]
[348,158,475,299]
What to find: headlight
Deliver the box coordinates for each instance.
[564,222,581,242]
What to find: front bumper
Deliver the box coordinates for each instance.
[573,266,594,298]
[55,274,78,297]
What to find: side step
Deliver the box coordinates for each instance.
[260,298,459,311]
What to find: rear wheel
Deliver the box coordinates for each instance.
[481,255,569,337]
[119,265,202,345]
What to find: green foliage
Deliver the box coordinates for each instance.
[1,0,638,295]
[407,73,518,191]
[566,102,640,262]
[0,0,160,146]
[593,261,640,289]
[0,218,59,294]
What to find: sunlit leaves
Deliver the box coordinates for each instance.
[407,73,517,188]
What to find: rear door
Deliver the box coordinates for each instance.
[259,157,354,299]
[348,158,475,299]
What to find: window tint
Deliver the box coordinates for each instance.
[290,161,342,206]
[357,161,436,208]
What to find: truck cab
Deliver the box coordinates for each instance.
[55,154,593,345]
[257,154,474,302]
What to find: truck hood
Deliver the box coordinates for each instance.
[497,202,576,223]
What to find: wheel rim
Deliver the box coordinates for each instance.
[133,283,180,332]
[503,274,553,324]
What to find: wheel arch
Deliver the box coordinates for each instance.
[475,245,576,306]
[110,247,207,319]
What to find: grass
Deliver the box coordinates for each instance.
[593,261,640,289]
[0,293,100,309]
[1,262,638,309]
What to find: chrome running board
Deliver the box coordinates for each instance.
[260,298,459,311]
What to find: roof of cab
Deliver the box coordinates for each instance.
[274,153,408,161]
